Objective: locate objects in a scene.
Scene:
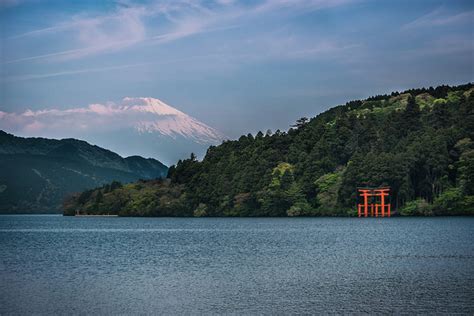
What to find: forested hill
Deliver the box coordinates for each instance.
[64,83,474,216]
[0,132,168,213]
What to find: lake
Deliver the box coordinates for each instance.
[0,215,473,314]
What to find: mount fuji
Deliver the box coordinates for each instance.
[0,97,226,165]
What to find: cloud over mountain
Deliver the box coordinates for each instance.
[0,98,226,165]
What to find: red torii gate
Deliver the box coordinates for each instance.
[357,187,391,217]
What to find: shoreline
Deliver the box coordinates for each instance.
[1,213,473,217]
[74,214,119,217]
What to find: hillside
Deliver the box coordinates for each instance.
[0,132,167,213]
[64,83,474,216]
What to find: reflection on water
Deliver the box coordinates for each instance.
[1,216,473,314]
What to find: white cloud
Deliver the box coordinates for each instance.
[0,97,225,143]
[5,4,149,61]
[4,0,359,63]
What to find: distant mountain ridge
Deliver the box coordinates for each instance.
[0,131,168,213]
[0,97,226,165]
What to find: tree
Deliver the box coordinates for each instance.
[193,203,208,217]
[291,117,309,129]
[456,138,474,195]
[315,169,344,215]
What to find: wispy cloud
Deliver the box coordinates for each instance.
[3,63,149,82]
[253,0,357,13]
[7,21,86,40]
[3,0,359,63]
[402,7,474,30]
[5,4,148,62]
[4,38,360,82]
[401,36,474,59]
[3,52,243,81]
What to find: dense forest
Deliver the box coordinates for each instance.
[64,83,474,216]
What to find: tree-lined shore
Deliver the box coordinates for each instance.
[64,83,474,217]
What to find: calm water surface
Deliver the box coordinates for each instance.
[0,216,473,314]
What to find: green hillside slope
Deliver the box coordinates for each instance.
[64,83,474,216]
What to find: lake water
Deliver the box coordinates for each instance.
[0,216,473,314]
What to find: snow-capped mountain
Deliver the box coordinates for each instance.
[0,97,226,165]
[123,97,224,143]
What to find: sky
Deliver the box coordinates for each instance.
[1,0,473,140]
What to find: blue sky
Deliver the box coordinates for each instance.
[1,0,473,138]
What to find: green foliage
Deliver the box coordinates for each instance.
[64,83,474,217]
[455,138,474,195]
[193,203,208,217]
[460,195,474,215]
[287,201,312,217]
[270,162,294,188]
[446,91,463,104]
[415,93,435,109]
[433,98,447,106]
[431,187,474,215]
[314,169,344,215]
[400,199,433,216]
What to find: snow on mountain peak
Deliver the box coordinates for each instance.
[0,97,226,163]
[121,97,225,143]
[7,96,224,143]
[122,97,185,116]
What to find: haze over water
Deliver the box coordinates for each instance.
[1,216,473,314]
